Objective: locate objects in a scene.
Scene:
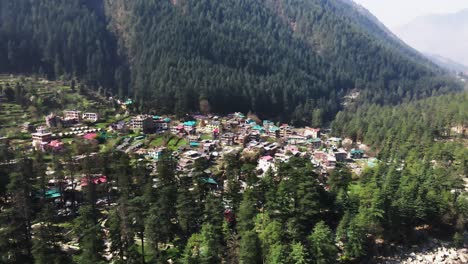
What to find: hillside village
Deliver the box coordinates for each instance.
[5,76,466,208]
[1,76,467,263]
[25,99,378,193]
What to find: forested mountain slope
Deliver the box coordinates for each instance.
[331,92,467,248]
[0,0,462,123]
[332,92,467,159]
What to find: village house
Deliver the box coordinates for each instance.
[221,133,235,146]
[274,152,291,163]
[351,149,364,159]
[334,149,348,162]
[207,120,222,132]
[263,142,280,156]
[314,151,336,168]
[131,115,153,133]
[147,147,166,161]
[327,137,342,147]
[82,112,99,122]
[46,140,65,152]
[285,145,301,156]
[304,127,321,139]
[308,138,322,150]
[280,124,293,137]
[64,110,82,121]
[32,126,52,151]
[235,133,250,146]
[257,155,276,175]
[288,135,307,145]
[153,116,171,131]
[171,124,184,134]
[263,120,274,130]
[183,121,197,134]
[267,126,280,138]
[234,112,246,120]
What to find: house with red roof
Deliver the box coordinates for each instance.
[47,140,64,152]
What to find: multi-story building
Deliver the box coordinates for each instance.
[334,149,348,162]
[64,110,82,121]
[314,151,336,168]
[280,124,293,137]
[183,121,197,134]
[154,117,171,130]
[257,155,276,175]
[131,115,153,133]
[287,135,307,145]
[32,127,52,151]
[221,133,235,146]
[308,138,322,150]
[304,127,321,139]
[82,112,99,122]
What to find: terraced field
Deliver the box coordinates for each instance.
[0,75,114,136]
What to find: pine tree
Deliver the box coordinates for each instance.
[289,242,308,264]
[239,230,262,264]
[0,159,34,263]
[73,205,105,264]
[237,190,257,234]
[32,205,67,264]
[308,221,338,264]
[176,185,201,239]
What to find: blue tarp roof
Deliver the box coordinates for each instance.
[184,121,196,126]
[201,178,218,185]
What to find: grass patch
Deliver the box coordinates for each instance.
[95,122,108,129]
[150,135,165,147]
[200,134,213,140]
[167,137,187,151]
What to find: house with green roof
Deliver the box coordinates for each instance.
[308,138,322,149]
[351,149,364,159]
[268,126,280,138]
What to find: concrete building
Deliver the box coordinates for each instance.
[82,112,99,122]
[257,155,276,175]
[304,127,320,139]
[32,127,52,151]
[131,115,153,133]
[64,110,82,121]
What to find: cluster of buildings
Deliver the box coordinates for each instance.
[30,107,372,182]
[32,126,64,152]
[46,110,99,128]
[126,112,370,179]
[129,115,171,133]
[30,109,102,151]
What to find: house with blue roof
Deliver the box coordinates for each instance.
[184,121,197,134]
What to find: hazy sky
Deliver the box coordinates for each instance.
[353,0,468,28]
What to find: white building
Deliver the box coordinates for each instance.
[64,110,82,121]
[32,127,52,151]
[257,156,276,176]
[82,112,99,122]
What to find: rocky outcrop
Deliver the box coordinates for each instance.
[377,241,468,264]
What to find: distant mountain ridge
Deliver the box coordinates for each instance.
[425,53,468,74]
[395,8,468,67]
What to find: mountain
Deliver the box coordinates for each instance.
[0,0,461,124]
[395,9,468,67]
[426,53,468,74]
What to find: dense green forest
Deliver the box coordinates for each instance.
[0,0,127,91]
[0,91,466,263]
[0,0,462,123]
